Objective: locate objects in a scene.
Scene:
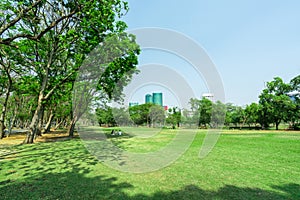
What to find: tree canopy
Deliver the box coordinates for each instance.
[0,0,140,142]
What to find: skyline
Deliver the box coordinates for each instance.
[123,0,300,106]
[129,90,215,109]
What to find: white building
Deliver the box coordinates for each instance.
[202,93,214,101]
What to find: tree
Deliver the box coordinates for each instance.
[71,32,139,136]
[188,98,200,126]
[0,0,94,139]
[149,105,165,127]
[211,101,226,128]
[0,0,70,46]
[229,106,247,128]
[0,0,139,143]
[111,107,131,126]
[0,48,13,138]
[259,77,293,130]
[198,98,212,128]
[244,103,260,127]
[188,98,225,128]
[129,103,152,126]
[166,107,181,128]
[181,108,195,128]
[96,106,115,127]
[290,75,300,92]
[287,75,300,129]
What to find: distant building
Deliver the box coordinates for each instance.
[129,102,139,107]
[202,93,214,101]
[145,92,163,106]
[145,94,153,104]
[153,92,163,106]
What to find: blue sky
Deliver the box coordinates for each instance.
[122,0,300,106]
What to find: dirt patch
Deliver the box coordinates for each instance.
[36,131,79,142]
[0,130,79,148]
[0,134,25,147]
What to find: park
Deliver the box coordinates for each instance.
[0,128,300,199]
[1,0,300,199]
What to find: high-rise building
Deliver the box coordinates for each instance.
[145,92,163,106]
[145,94,153,104]
[153,92,163,106]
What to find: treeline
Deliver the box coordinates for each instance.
[189,75,299,129]
[95,104,181,128]
[95,75,300,130]
[187,75,299,130]
[0,0,140,143]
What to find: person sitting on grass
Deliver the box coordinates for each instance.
[111,129,115,135]
[118,130,122,136]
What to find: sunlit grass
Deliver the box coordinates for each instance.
[0,128,299,199]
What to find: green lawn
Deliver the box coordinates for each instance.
[0,128,299,199]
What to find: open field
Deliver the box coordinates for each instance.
[0,128,300,199]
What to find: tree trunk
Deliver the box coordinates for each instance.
[67,116,77,137]
[54,119,63,130]
[35,105,45,139]
[10,100,19,130]
[24,120,30,129]
[44,110,54,133]
[0,77,11,139]
[275,122,279,130]
[24,47,55,144]
[0,122,5,139]
[240,117,247,130]
[24,95,44,144]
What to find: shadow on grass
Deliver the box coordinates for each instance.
[0,170,133,199]
[0,174,299,200]
[0,137,299,199]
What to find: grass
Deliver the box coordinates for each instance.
[0,128,299,199]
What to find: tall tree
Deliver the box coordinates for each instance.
[287,75,300,129]
[129,103,152,126]
[96,105,115,127]
[259,77,293,130]
[0,0,139,143]
[198,98,212,128]
[166,107,181,128]
[211,100,226,128]
[0,46,21,138]
[244,103,260,127]
[149,105,165,127]
[70,32,139,136]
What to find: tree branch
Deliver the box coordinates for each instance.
[43,67,79,101]
[0,3,80,45]
[0,0,43,36]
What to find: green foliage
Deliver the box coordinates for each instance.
[129,103,152,126]
[198,98,212,128]
[188,98,225,128]
[210,100,226,128]
[166,107,181,128]
[112,107,131,126]
[290,75,300,92]
[244,103,260,126]
[259,77,294,130]
[97,33,140,101]
[149,105,165,127]
[96,105,116,126]
[0,0,140,140]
